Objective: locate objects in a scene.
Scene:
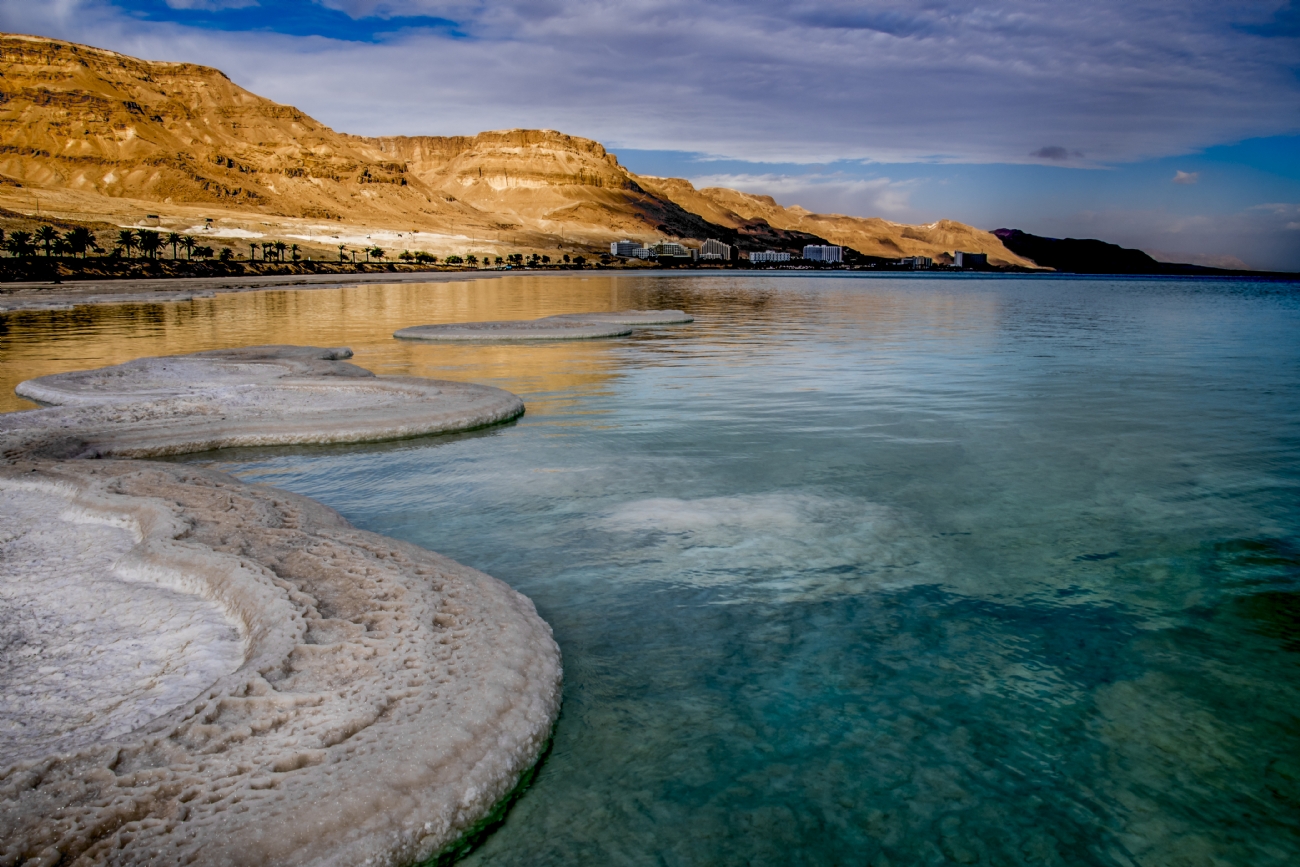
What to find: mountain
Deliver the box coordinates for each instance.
[0,32,1033,265]
[640,178,1033,266]
[992,229,1258,275]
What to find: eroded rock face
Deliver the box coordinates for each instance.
[0,346,561,867]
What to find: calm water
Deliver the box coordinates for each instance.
[3,273,1299,866]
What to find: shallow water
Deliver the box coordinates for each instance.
[3,272,1299,865]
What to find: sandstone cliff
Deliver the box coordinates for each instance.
[0,33,1033,265]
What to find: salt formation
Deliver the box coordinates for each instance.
[394,309,692,342]
[4,345,525,460]
[541,310,694,325]
[394,320,634,342]
[0,347,562,867]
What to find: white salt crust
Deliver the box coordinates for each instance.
[394,320,633,342]
[393,309,692,342]
[540,310,694,326]
[0,347,562,867]
[4,346,525,461]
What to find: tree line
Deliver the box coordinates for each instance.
[1,225,592,269]
[0,226,224,260]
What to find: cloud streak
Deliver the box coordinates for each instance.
[1,1,1297,165]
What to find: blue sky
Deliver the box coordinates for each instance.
[4,1,1298,269]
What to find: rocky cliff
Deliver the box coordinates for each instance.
[0,33,1033,265]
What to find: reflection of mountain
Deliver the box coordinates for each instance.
[993,229,1264,275]
[0,33,1030,265]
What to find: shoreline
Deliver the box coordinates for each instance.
[4,267,1295,316]
[0,268,517,312]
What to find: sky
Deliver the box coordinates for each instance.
[2,0,1298,269]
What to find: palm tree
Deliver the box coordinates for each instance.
[5,230,34,257]
[63,227,97,258]
[250,242,258,260]
[371,247,385,262]
[181,235,196,260]
[167,232,181,259]
[34,225,58,257]
[466,254,477,266]
[338,244,347,262]
[136,231,162,260]
[261,242,274,262]
[274,241,287,262]
[117,230,137,258]
[290,243,300,262]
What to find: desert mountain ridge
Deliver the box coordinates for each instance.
[0,32,1035,266]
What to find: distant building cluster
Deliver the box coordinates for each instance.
[749,250,791,263]
[899,256,933,269]
[803,245,843,263]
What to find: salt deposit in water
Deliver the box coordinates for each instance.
[394,309,691,341]
[0,346,561,867]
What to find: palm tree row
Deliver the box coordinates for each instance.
[1,226,102,258]
[247,240,301,262]
[0,225,240,261]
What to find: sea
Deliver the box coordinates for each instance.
[2,272,1298,866]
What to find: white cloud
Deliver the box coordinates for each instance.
[690,172,917,219]
[164,0,259,10]
[1,1,1297,165]
[1173,170,1200,184]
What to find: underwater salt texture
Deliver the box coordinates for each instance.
[2,273,1298,865]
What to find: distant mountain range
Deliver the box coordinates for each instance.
[992,230,1267,276]
[1,33,1274,275]
[0,33,1035,266]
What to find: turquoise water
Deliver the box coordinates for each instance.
[7,273,1300,865]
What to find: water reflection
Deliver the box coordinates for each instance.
[3,273,1299,866]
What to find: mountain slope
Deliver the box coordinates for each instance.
[0,32,1029,264]
[639,177,1036,267]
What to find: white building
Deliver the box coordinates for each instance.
[699,239,732,261]
[899,256,933,269]
[954,251,988,268]
[611,240,647,258]
[802,244,843,263]
[749,250,791,263]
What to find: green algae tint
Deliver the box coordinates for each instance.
[4,272,1299,865]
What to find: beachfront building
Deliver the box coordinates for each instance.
[700,239,732,261]
[651,241,693,259]
[954,251,988,268]
[611,240,648,258]
[750,250,792,263]
[899,256,933,269]
[803,244,843,263]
